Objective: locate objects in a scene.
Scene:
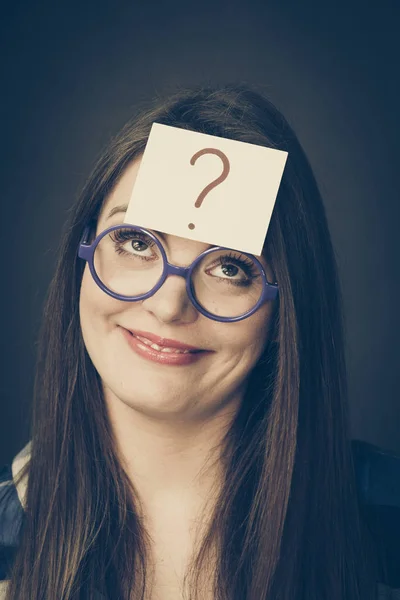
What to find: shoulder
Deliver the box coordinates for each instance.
[351,439,400,593]
[351,439,400,508]
[0,443,30,583]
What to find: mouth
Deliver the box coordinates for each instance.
[120,327,211,366]
[122,328,208,354]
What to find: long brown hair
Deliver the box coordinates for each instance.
[6,83,380,599]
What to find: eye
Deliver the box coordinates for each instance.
[129,239,151,254]
[205,253,260,286]
[109,229,157,259]
[213,260,244,280]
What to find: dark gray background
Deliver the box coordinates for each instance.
[1,0,399,465]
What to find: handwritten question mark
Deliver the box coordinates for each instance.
[188,148,230,230]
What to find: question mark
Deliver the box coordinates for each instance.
[188,148,230,230]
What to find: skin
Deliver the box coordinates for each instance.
[79,157,276,587]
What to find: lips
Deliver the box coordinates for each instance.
[124,328,205,353]
[120,327,210,366]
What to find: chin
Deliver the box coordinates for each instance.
[106,380,183,409]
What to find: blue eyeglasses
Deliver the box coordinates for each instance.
[78,223,279,323]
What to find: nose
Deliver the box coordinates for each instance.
[141,273,199,324]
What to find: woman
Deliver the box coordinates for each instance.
[0,83,398,599]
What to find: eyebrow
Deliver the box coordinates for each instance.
[106,204,128,220]
[106,204,168,242]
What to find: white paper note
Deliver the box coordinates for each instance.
[124,122,288,256]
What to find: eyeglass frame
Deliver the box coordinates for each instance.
[78,223,279,323]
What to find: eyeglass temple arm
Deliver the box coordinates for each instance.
[78,224,93,260]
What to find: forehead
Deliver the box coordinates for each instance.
[99,159,142,223]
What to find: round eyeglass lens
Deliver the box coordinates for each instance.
[93,226,164,296]
[190,249,264,318]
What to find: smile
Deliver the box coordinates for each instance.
[134,335,193,354]
[120,328,211,366]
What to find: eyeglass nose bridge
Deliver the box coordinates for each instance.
[153,262,194,300]
[164,262,191,279]
[137,260,198,316]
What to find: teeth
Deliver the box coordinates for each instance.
[136,335,156,348]
[160,347,190,354]
[149,342,162,351]
[135,335,192,354]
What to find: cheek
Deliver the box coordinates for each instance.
[79,268,128,378]
[79,266,119,331]
[215,304,273,372]
[229,304,274,352]
[251,307,274,348]
[80,267,101,319]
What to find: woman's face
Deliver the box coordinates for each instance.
[79,158,277,420]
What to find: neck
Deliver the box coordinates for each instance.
[103,387,239,509]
